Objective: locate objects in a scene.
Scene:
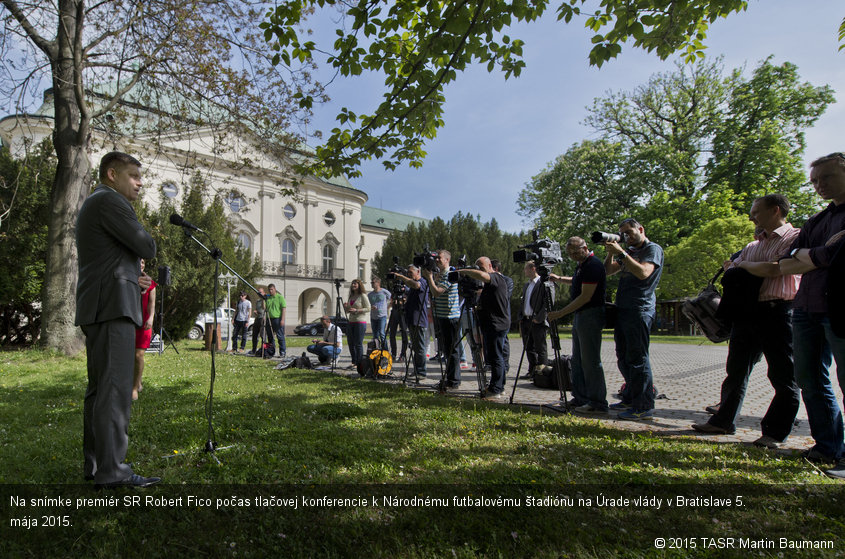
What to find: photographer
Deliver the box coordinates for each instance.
[457,257,510,399]
[548,237,607,413]
[392,265,430,378]
[603,218,664,421]
[422,250,462,389]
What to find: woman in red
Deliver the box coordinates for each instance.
[133,259,157,400]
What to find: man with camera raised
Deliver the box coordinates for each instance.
[422,250,462,389]
[392,265,430,378]
[603,218,663,420]
[457,257,511,399]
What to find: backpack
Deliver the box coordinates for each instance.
[275,352,313,370]
[532,355,573,390]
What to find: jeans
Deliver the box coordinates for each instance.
[251,317,267,353]
[232,320,248,350]
[371,316,387,348]
[482,327,508,394]
[387,308,408,359]
[346,322,367,365]
[269,317,286,355]
[571,306,607,410]
[793,310,845,458]
[408,324,428,375]
[614,307,655,411]
[709,302,799,440]
[307,344,342,363]
[436,317,461,384]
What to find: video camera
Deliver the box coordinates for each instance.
[513,230,563,279]
[385,256,407,303]
[447,255,484,305]
[412,246,439,273]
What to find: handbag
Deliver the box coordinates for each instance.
[681,268,731,343]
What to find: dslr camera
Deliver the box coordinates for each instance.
[591,231,622,244]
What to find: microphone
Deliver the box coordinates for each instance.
[169,213,203,232]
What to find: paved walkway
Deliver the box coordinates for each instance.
[316,337,845,454]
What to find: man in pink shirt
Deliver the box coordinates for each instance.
[693,194,801,448]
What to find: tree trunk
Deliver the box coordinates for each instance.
[39,0,88,354]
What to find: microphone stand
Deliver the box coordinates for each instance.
[180,227,264,462]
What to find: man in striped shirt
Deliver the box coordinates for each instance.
[423,250,462,389]
[693,194,801,448]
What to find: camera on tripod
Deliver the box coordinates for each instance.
[412,246,439,273]
[384,256,407,302]
[513,230,564,279]
[447,255,484,305]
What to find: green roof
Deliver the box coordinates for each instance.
[361,206,429,231]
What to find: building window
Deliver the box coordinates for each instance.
[236,232,251,250]
[322,244,334,274]
[283,203,296,220]
[226,193,246,213]
[282,238,295,264]
[323,211,336,226]
[358,261,366,280]
[161,182,179,198]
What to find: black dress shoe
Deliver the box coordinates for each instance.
[691,422,735,435]
[96,473,161,489]
[84,474,95,481]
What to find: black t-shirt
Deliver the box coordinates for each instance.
[478,273,510,331]
[570,254,606,310]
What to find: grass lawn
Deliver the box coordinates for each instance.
[1,341,842,558]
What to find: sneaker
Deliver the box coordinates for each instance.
[460,362,469,370]
[574,404,608,415]
[617,409,654,421]
[609,402,632,411]
[825,459,845,480]
[752,435,784,450]
[482,389,505,400]
[801,447,837,463]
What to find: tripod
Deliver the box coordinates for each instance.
[444,296,487,397]
[537,272,571,414]
[401,279,430,385]
[331,278,346,374]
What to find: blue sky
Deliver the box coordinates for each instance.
[306,0,845,232]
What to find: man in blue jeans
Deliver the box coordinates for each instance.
[603,218,663,420]
[307,316,343,364]
[367,277,392,348]
[779,152,845,479]
[549,237,608,414]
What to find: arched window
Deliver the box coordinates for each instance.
[282,238,295,264]
[322,244,334,274]
[236,232,251,251]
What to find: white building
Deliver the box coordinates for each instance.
[0,89,428,327]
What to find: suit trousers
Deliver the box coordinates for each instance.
[520,318,548,372]
[709,301,799,441]
[82,318,136,484]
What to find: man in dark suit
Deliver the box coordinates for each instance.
[76,151,160,488]
[518,261,554,379]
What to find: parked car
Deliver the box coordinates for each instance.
[187,308,254,340]
[293,316,348,336]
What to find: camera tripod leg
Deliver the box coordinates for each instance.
[508,341,528,404]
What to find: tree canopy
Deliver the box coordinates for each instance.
[1,0,319,353]
[517,58,833,249]
[262,0,751,178]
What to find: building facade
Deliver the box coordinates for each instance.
[0,90,427,328]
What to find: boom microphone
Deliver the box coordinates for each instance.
[169,213,203,232]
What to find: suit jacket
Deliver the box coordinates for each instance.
[519,278,555,326]
[75,185,156,327]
